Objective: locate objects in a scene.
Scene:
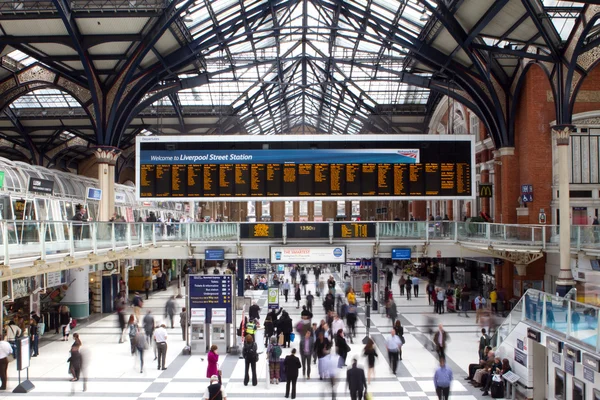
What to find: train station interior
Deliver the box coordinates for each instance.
[1,0,600,399]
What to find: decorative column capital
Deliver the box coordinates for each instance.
[551,124,575,146]
[93,146,121,165]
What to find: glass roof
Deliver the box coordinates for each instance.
[542,0,580,41]
[175,0,432,135]
[10,89,81,109]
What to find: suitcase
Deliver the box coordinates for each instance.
[490,380,504,398]
[279,358,287,382]
[182,345,191,355]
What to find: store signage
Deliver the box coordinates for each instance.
[46,271,64,288]
[564,344,581,362]
[517,339,524,351]
[28,177,54,195]
[391,248,411,260]
[583,353,600,372]
[268,287,279,310]
[12,277,30,299]
[479,183,493,198]
[584,367,595,383]
[270,246,346,264]
[188,275,232,324]
[527,328,541,342]
[86,187,102,201]
[565,358,575,375]
[547,337,563,353]
[514,349,527,367]
[552,352,561,366]
[115,192,126,204]
[521,184,533,203]
[205,249,225,261]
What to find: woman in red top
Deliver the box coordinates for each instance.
[206,345,219,378]
[362,281,371,305]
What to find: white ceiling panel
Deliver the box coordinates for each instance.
[77,17,149,35]
[88,42,132,55]
[92,60,119,70]
[432,30,459,55]
[480,1,527,38]
[0,19,68,35]
[140,52,158,68]
[30,43,78,56]
[62,61,84,70]
[455,0,498,31]
[155,31,180,56]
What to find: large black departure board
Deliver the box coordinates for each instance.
[137,135,474,200]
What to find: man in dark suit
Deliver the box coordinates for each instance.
[433,324,450,359]
[346,358,367,400]
[478,328,490,359]
[298,330,315,378]
[284,349,301,399]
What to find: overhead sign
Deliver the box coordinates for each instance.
[188,275,232,324]
[27,177,54,195]
[564,344,581,362]
[240,223,282,239]
[583,353,600,373]
[286,223,329,239]
[268,287,279,310]
[391,248,411,260]
[115,192,127,204]
[333,222,376,238]
[478,183,493,198]
[546,336,563,353]
[270,246,346,264]
[86,187,102,201]
[136,135,475,200]
[527,328,541,342]
[205,249,225,261]
[521,184,533,203]
[245,259,268,275]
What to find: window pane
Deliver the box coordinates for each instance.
[337,201,346,216]
[299,201,308,216]
[314,201,322,216]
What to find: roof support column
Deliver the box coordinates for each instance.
[552,124,575,296]
[95,148,121,222]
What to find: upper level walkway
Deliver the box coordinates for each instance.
[0,220,596,274]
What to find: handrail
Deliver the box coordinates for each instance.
[0,220,596,266]
[491,289,600,353]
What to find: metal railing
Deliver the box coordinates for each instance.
[493,289,600,353]
[0,220,597,265]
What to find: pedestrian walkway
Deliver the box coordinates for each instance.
[2,270,488,399]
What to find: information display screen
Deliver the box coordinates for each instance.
[188,275,232,323]
[287,223,330,239]
[240,223,283,239]
[137,135,474,200]
[333,222,376,238]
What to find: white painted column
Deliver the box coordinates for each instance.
[95,148,121,222]
[552,125,575,295]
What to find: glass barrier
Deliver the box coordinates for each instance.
[378,222,427,240]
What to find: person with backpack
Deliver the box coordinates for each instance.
[268,336,282,384]
[242,335,258,386]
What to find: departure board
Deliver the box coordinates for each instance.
[137,135,474,200]
[287,223,330,239]
[333,222,376,239]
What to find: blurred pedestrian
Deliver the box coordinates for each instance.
[433,324,449,359]
[433,357,453,400]
[394,320,405,360]
[386,328,402,374]
[284,348,301,398]
[283,280,291,302]
[264,315,274,347]
[144,278,151,300]
[268,336,282,384]
[388,299,398,326]
[295,284,302,309]
[135,328,148,373]
[154,324,168,370]
[335,329,350,367]
[59,305,71,342]
[347,358,367,400]
[143,310,155,344]
[132,292,144,322]
[362,338,377,384]
[165,296,177,329]
[0,334,12,390]
[314,331,331,380]
[242,335,258,386]
[29,317,39,357]
[180,307,188,341]
[68,333,83,381]
[278,310,293,348]
[306,291,314,313]
[299,330,314,379]
[127,315,138,355]
[362,281,371,305]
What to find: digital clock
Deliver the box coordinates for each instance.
[286,223,329,239]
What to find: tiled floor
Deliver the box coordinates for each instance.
[2,269,489,399]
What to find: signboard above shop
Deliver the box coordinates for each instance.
[270,246,346,264]
[28,177,54,195]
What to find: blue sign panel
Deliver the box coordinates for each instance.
[86,187,102,200]
[245,259,268,275]
[189,275,232,323]
[205,249,225,261]
[391,248,412,260]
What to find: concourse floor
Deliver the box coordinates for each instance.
[3,271,489,399]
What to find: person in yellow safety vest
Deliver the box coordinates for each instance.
[246,319,257,340]
[347,289,356,305]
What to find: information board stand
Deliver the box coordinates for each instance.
[13,336,34,393]
[502,371,520,400]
